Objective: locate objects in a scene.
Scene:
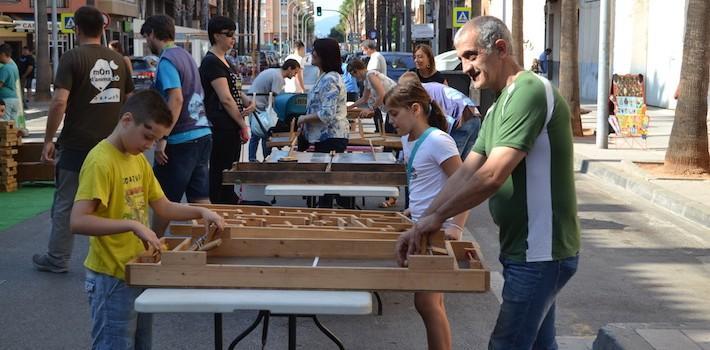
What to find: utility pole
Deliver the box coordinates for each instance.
[404,0,411,51]
[51,0,58,77]
[596,0,610,148]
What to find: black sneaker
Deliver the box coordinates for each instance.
[32,254,69,273]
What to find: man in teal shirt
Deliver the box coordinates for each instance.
[396,16,580,350]
[0,43,25,132]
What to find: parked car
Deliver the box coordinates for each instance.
[131,55,159,90]
[380,52,416,82]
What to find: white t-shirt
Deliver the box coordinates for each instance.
[367,51,388,76]
[402,129,459,221]
[284,53,304,93]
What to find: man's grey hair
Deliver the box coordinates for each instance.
[457,16,512,53]
[361,39,377,50]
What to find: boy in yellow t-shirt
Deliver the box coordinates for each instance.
[70,90,225,349]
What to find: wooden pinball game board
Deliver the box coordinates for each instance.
[126,204,490,293]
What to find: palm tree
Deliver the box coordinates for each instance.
[665,0,710,173]
[217,0,224,16]
[201,0,210,30]
[34,0,51,101]
[559,0,583,136]
[512,0,524,66]
[185,0,194,28]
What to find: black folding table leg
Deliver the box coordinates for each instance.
[214,313,223,350]
[288,315,297,350]
[373,292,383,316]
[228,311,267,350]
[260,312,270,350]
[312,316,345,350]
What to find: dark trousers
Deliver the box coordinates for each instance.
[297,137,349,208]
[209,128,242,204]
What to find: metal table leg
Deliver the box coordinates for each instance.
[312,315,345,350]
[288,315,297,350]
[214,313,223,350]
[228,310,267,350]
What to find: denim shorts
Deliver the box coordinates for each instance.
[153,135,212,202]
[450,116,481,160]
[85,270,152,350]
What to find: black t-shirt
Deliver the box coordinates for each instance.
[18,55,35,78]
[54,44,134,171]
[413,69,447,84]
[199,52,244,131]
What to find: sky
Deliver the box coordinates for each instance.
[311,0,344,37]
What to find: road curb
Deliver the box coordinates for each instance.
[592,323,710,350]
[573,153,710,230]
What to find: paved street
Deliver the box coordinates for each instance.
[1,167,709,349]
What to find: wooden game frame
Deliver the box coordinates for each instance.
[222,162,406,185]
[125,205,490,292]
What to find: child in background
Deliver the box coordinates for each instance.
[70,90,225,349]
[384,81,469,350]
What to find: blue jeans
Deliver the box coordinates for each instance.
[154,134,212,202]
[450,116,481,160]
[248,134,270,162]
[85,270,152,350]
[489,255,579,350]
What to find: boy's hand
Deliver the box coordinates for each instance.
[131,222,162,252]
[201,208,225,234]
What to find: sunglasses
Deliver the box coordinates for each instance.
[219,30,236,37]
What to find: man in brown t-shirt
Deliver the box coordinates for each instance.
[33,5,134,273]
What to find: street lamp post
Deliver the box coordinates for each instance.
[302,14,312,44]
[281,0,299,57]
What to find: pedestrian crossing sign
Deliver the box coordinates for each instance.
[453,7,471,28]
[61,13,75,34]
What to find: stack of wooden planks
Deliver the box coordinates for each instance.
[0,121,20,192]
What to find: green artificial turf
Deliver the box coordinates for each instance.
[0,184,55,231]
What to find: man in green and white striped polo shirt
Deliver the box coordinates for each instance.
[396,16,580,349]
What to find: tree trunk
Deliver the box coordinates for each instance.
[665,0,710,174]
[201,0,210,30]
[559,0,583,137]
[512,0,524,66]
[217,0,223,16]
[227,0,235,21]
[256,0,261,61]
[35,1,51,101]
[237,0,244,53]
[185,0,194,28]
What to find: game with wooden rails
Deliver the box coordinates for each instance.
[126,204,490,293]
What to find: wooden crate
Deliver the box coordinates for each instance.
[15,143,54,182]
[126,205,490,292]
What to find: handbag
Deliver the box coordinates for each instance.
[250,92,278,139]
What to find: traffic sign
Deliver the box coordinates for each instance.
[60,13,75,34]
[453,7,470,28]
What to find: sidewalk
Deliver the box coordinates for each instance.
[23,100,51,121]
[574,104,710,229]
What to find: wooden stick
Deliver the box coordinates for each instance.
[357,117,365,138]
[325,150,335,172]
[368,139,377,161]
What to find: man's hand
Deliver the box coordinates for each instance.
[131,222,162,252]
[154,139,169,165]
[201,208,225,235]
[243,100,256,116]
[395,213,444,267]
[41,142,56,164]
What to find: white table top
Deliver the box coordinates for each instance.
[135,289,373,315]
[264,185,400,197]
